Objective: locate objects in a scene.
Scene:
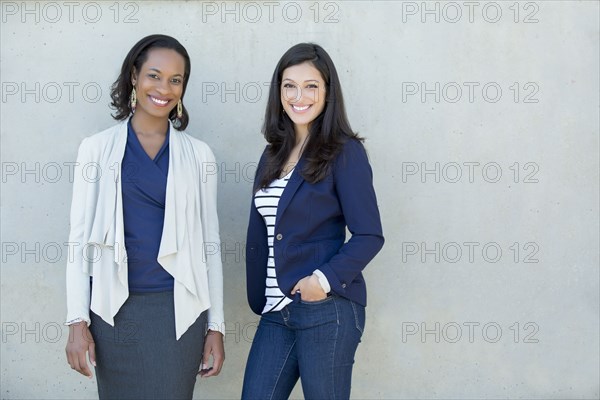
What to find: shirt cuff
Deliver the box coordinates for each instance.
[65,317,90,326]
[313,269,331,294]
[206,320,225,335]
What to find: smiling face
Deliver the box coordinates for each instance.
[280,62,327,133]
[131,47,185,121]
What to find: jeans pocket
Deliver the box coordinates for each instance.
[350,301,365,335]
[300,295,334,305]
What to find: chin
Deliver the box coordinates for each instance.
[291,117,314,126]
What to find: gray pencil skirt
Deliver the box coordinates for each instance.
[89,291,207,400]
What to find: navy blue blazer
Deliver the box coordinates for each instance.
[245,138,384,315]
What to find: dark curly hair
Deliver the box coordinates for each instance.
[258,43,362,189]
[110,34,191,131]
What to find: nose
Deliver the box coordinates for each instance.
[293,88,303,103]
[295,87,318,104]
[156,79,171,95]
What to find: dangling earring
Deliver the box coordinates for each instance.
[173,99,183,128]
[130,87,137,113]
[177,99,183,119]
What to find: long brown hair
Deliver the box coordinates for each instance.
[258,43,362,189]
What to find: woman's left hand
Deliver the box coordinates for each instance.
[199,330,224,377]
[292,274,327,302]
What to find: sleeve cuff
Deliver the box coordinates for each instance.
[206,312,225,335]
[65,317,90,326]
[313,269,331,293]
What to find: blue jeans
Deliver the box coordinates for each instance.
[241,295,365,400]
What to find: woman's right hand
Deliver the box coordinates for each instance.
[65,321,96,378]
[291,274,327,302]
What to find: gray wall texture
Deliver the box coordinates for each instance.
[1,1,599,399]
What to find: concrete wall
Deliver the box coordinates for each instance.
[1,1,598,398]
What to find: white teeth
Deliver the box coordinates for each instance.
[292,104,310,111]
[151,96,168,105]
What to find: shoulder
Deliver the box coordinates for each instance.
[341,137,367,154]
[257,145,270,165]
[78,121,125,151]
[334,137,369,169]
[250,144,270,173]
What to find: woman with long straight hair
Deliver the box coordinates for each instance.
[242,43,384,399]
[64,34,224,399]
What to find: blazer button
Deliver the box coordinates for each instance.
[342,283,347,289]
[276,233,283,241]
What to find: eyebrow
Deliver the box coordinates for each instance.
[282,78,320,83]
[148,67,183,77]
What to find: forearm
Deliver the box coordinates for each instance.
[318,233,385,293]
[65,242,92,323]
[65,137,92,324]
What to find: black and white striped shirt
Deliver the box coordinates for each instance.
[254,169,294,313]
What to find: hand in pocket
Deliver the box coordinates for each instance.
[291,274,327,302]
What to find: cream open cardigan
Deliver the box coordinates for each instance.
[65,120,224,339]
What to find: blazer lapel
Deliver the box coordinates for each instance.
[87,121,127,247]
[111,121,128,271]
[276,156,306,223]
[158,122,181,259]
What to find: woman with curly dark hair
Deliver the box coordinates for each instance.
[64,34,224,399]
[242,43,384,399]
